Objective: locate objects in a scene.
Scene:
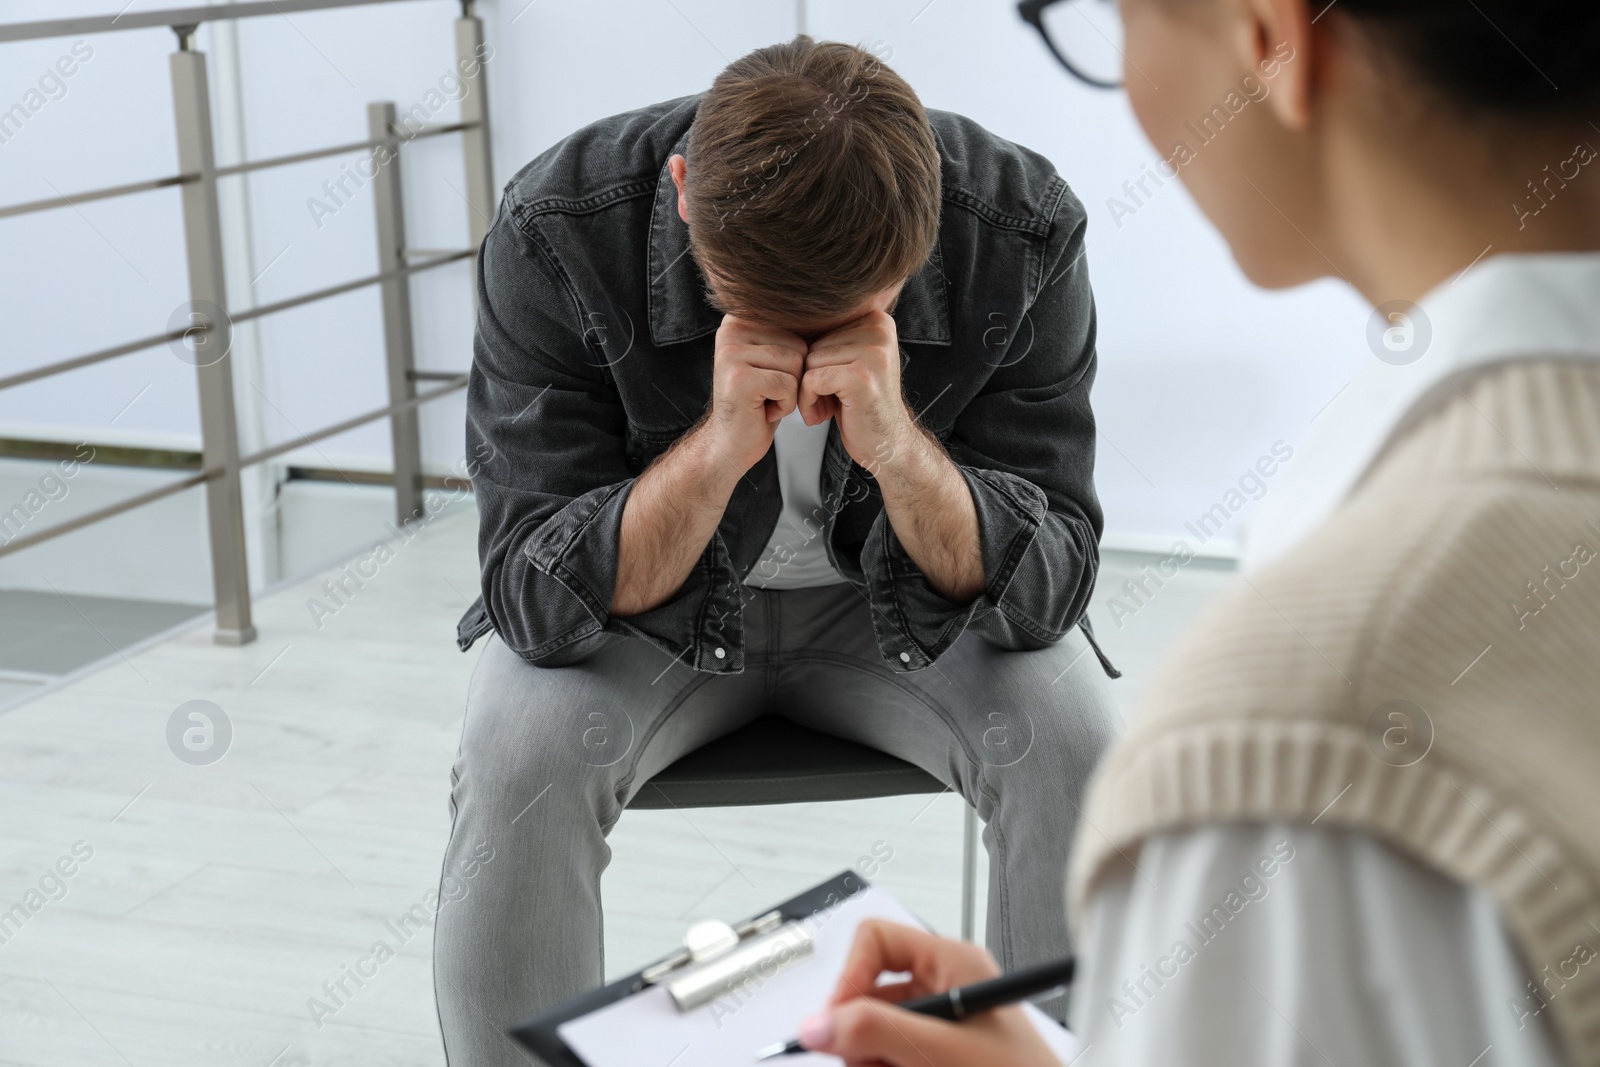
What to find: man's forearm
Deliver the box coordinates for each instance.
[875,421,985,604]
[611,424,741,617]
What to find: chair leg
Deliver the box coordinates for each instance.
[960,802,978,941]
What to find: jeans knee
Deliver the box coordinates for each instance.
[985,688,1117,792]
[1074,686,1121,762]
[1037,647,1120,759]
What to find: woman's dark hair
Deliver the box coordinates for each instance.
[1338,0,1600,115]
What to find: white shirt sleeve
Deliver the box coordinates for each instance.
[1068,823,1566,1067]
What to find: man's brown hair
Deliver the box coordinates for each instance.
[684,36,942,331]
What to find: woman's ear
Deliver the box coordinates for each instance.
[1237,0,1315,130]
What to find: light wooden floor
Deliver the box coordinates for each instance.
[0,506,1233,1066]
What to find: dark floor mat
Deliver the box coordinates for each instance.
[0,589,206,675]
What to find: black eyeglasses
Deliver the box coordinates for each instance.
[1018,0,1125,90]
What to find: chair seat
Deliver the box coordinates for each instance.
[626,716,946,810]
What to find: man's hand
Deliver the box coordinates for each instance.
[610,315,804,618]
[795,920,1062,1067]
[797,310,912,472]
[704,314,808,473]
[800,311,986,605]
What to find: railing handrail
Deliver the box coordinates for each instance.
[0,468,213,560]
[0,327,193,394]
[0,0,442,44]
[216,120,473,178]
[0,372,468,562]
[0,175,191,222]
[239,375,466,468]
[232,248,474,323]
[0,120,475,223]
[0,249,474,395]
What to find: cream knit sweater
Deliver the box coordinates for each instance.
[1068,359,1600,1065]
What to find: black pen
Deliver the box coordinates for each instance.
[754,954,1075,1059]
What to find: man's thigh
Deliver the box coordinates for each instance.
[456,632,768,824]
[764,585,1121,800]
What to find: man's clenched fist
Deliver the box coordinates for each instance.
[701,308,922,484]
[797,309,913,475]
[704,315,808,472]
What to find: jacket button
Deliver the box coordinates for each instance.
[899,652,911,663]
[714,647,727,659]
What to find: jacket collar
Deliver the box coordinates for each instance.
[646,125,952,348]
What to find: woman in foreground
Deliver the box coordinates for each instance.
[802,0,1600,1063]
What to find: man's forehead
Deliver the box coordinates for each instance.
[705,274,905,339]
[793,292,901,339]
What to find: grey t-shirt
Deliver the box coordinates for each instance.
[745,411,847,589]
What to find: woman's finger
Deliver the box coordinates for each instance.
[827,920,997,1008]
[805,996,990,1066]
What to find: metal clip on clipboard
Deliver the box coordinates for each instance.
[639,909,815,1011]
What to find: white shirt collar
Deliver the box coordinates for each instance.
[1243,251,1600,574]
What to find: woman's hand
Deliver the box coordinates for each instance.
[796,919,1064,1067]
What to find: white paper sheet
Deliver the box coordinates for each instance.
[558,885,1080,1066]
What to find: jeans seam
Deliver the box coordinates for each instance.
[434,662,480,1067]
[978,766,1014,971]
[594,850,607,988]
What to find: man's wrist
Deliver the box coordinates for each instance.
[871,407,945,499]
[864,404,985,605]
[611,421,739,618]
[673,417,746,505]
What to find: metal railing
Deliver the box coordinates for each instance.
[0,0,496,646]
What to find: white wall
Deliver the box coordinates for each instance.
[1,0,1371,565]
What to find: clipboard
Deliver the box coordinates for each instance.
[510,869,871,1066]
[509,871,1080,1067]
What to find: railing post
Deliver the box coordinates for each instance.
[455,2,496,250]
[368,101,424,524]
[171,32,256,646]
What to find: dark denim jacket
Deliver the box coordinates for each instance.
[456,93,1118,679]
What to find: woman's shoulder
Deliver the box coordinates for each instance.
[1134,385,1600,735]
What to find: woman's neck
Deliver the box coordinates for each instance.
[1322,106,1600,304]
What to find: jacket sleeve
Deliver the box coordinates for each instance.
[462,206,733,668]
[862,182,1103,666]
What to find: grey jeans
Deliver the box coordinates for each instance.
[433,584,1118,1065]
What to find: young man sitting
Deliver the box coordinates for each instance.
[435,36,1119,1065]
